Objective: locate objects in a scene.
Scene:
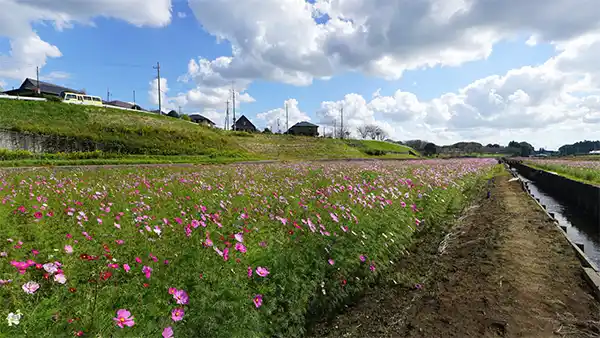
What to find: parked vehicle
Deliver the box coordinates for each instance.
[61,92,103,106]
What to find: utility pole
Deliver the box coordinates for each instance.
[107,88,110,102]
[154,62,162,115]
[225,99,229,130]
[333,119,337,139]
[225,100,230,130]
[36,66,40,95]
[277,118,281,134]
[285,103,289,132]
[340,106,344,139]
[133,90,136,105]
[231,82,236,131]
[178,105,182,115]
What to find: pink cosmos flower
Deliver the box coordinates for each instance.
[115,240,124,245]
[22,281,40,294]
[171,308,184,322]
[113,309,135,328]
[173,289,189,305]
[234,233,244,242]
[142,266,152,279]
[359,255,366,262]
[369,264,376,272]
[43,263,58,274]
[34,212,43,219]
[256,267,270,277]
[114,223,121,229]
[168,287,177,295]
[328,259,335,265]
[234,242,247,253]
[253,294,263,308]
[64,245,73,254]
[223,247,229,261]
[162,326,174,338]
[135,257,142,264]
[123,264,131,272]
[54,273,67,284]
[247,266,253,278]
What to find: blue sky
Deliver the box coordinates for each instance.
[1,0,599,148]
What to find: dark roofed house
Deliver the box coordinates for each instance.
[189,114,216,127]
[233,115,257,132]
[106,100,145,111]
[3,78,83,97]
[287,121,319,136]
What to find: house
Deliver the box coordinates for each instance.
[189,114,216,127]
[3,78,84,97]
[287,121,319,136]
[233,115,257,132]
[106,100,145,111]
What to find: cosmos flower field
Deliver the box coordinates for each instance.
[0,159,496,337]
[525,159,600,185]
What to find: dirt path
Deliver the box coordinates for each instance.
[310,173,600,338]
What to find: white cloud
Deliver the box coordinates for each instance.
[305,32,600,149]
[40,71,70,81]
[256,99,311,132]
[0,0,172,81]
[177,12,187,19]
[185,0,600,86]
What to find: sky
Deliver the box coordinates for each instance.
[1,0,599,150]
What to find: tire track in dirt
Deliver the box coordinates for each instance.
[309,173,600,338]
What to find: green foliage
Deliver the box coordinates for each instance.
[180,115,191,121]
[526,161,600,185]
[558,140,600,155]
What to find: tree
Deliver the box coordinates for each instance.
[262,128,272,134]
[519,142,535,157]
[180,115,191,121]
[167,110,180,118]
[423,143,437,156]
[357,126,369,139]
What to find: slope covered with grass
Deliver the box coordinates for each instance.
[0,100,419,162]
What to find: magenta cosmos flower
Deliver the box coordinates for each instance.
[253,294,263,308]
[142,266,152,279]
[171,308,185,322]
[113,309,135,328]
[162,326,174,338]
[255,267,269,277]
[173,289,189,305]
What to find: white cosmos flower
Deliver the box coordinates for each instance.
[7,310,22,326]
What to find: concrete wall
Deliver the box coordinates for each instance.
[505,159,600,222]
[0,129,101,153]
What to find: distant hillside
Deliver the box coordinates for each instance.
[0,100,418,161]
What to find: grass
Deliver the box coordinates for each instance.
[344,139,419,157]
[0,149,258,167]
[0,159,496,337]
[525,159,600,186]
[0,100,419,164]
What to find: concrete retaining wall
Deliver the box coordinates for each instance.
[0,129,101,153]
[505,159,600,222]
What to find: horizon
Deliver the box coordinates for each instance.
[1,1,599,149]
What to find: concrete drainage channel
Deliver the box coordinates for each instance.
[503,163,600,301]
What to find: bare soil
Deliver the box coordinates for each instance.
[309,173,600,338]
